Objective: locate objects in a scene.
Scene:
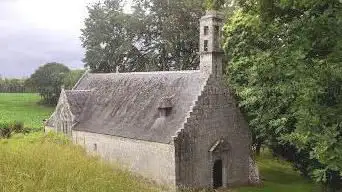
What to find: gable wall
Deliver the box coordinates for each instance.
[72,130,176,187]
[45,90,74,135]
[174,75,251,188]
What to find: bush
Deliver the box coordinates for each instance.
[0,122,12,138]
[0,121,26,139]
[11,121,24,133]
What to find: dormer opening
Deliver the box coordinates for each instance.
[158,107,172,117]
[158,97,173,117]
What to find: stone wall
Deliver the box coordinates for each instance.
[174,75,251,188]
[45,89,74,136]
[72,131,176,186]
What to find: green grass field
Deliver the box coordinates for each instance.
[0,93,54,129]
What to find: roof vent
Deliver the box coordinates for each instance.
[158,97,173,117]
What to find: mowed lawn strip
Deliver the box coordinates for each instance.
[0,93,54,129]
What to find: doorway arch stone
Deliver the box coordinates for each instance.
[209,138,231,188]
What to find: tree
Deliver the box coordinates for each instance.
[223,0,342,189]
[63,69,85,90]
[27,63,70,105]
[205,0,225,10]
[81,0,240,73]
[81,0,206,73]
[81,0,147,72]
[0,78,28,93]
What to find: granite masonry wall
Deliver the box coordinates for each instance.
[174,75,251,188]
[46,89,74,136]
[72,131,176,186]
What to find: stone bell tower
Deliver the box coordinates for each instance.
[199,10,224,78]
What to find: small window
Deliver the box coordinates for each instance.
[215,63,218,76]
[93,143,97,151]
[204,26,209,35]
[204,40,208,51]
[214,26,220,49]
[214,25,220,36]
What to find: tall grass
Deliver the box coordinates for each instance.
[0,132,318,192]
[0,133,161,192]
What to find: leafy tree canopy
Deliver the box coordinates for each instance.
[223,0,342,189]
[63,69,85,90]
[27,63,70,105]
[0,78,30,93]
[81,0,205,73]
[205,0,225,10]
[81,0,239,73]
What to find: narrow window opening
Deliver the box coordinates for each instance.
[215,63,218,76]
[214,26,220,50]
[93,143,97,151]
[204,26,209,35]
[204,40,208,51]
[214,26,220,36]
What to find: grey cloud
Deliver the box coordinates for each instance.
[0,1,85,78]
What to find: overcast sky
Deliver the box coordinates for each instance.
[0,0,115,78]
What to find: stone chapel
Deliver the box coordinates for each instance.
[45,10,258,189]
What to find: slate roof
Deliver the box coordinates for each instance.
[64,90,91,120]
[68,71,208,143]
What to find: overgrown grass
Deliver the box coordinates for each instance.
[0,132,161,192]
[0,132,318,192]
[0,93,53,129]
[233,150,319,192]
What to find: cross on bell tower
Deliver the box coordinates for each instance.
[199,10,224,78]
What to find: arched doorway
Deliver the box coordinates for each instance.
[213,159,223,188]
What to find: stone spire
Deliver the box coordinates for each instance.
[199,10,224,78]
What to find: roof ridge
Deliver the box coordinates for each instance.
[65,90,92,92]
[89,70,200,75]
[72,70,90,90]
